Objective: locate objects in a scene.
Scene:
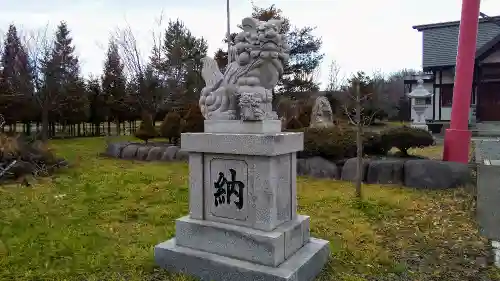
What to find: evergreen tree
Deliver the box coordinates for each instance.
[102,40,126,123]
[41,21,88,131]
[214,34,237,73]
[343,71,383,124]
[151,19,208,109]
[214,5,323,94]
[181,104,204,133]
[0,24,35,124]
[135,112,157,143]
[252,5,323,93]
[86,76,106,134]
[213,48,228,73]
[159,111,182,144]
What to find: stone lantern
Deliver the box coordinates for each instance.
[408,78,433,131]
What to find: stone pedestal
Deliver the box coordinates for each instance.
[411,123,429,131]
[154,121,330,281]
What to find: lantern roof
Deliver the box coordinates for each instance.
[408,79,433,98]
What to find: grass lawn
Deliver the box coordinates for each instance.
[0,138,497,281]
[395,144,475,161]
[405,145,444,159]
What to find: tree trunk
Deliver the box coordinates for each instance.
[26,123,31,136]
[355,83,363,199]
[52,123,56,137]
[116,121,121,135]
[41,107,49,142]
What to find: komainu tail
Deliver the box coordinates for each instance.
[201,57,223,88]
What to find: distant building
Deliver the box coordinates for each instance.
[405,15,500,130]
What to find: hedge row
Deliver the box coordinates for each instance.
[297,126,434,161]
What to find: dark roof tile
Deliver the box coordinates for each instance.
[415,19,500,68]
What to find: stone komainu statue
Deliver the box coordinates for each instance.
[199,17,290,121]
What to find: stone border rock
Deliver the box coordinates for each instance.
[103,142,472,189]
[297,156,473,189]
[102,142,187,162]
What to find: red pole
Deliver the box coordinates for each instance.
[442,0,481,163]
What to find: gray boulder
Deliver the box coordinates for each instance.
[175,150,189,161]
[161,146,180,161]
[297,157,338,179]
[146,147,166,161]
[136,146,152,160]
[366,159,405,184]
[404,160,472,189]
[104,142,130,158]
[121,144,139,159]
[341,157,371,182]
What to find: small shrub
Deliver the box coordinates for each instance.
[299,127,357,161]
[160,111,182,144]
[285,117,303,130]
[135,113,158,143]
[363,132,390,156]
[182,105,204,133]
[381,126,434,156]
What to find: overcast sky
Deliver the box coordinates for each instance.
[1,0,500,89]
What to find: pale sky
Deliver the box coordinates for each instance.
[0,0,500,89]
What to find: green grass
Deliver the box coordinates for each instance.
[0,138,495,281]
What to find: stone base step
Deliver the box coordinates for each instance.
[472,130,500,137]
[470,122,500,137]
[174,215,311,267]
[154,237,330,281]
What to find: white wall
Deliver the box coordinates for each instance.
[434,86,440,120]
[439,69,454,121]
[432,69,476,122]
[439,106,476,122]
[441,107,452,120]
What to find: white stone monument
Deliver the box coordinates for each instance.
[309,96,334,128]
[154,17,330,281]
[408,79,433,131]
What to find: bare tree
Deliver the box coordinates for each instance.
[342,82,379,199]
[370,70,390,117]
[326,60,343,91]
[113,14,166,118]
[23,24,56,142]
[149,11,166,81]
[377,69,421,119]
